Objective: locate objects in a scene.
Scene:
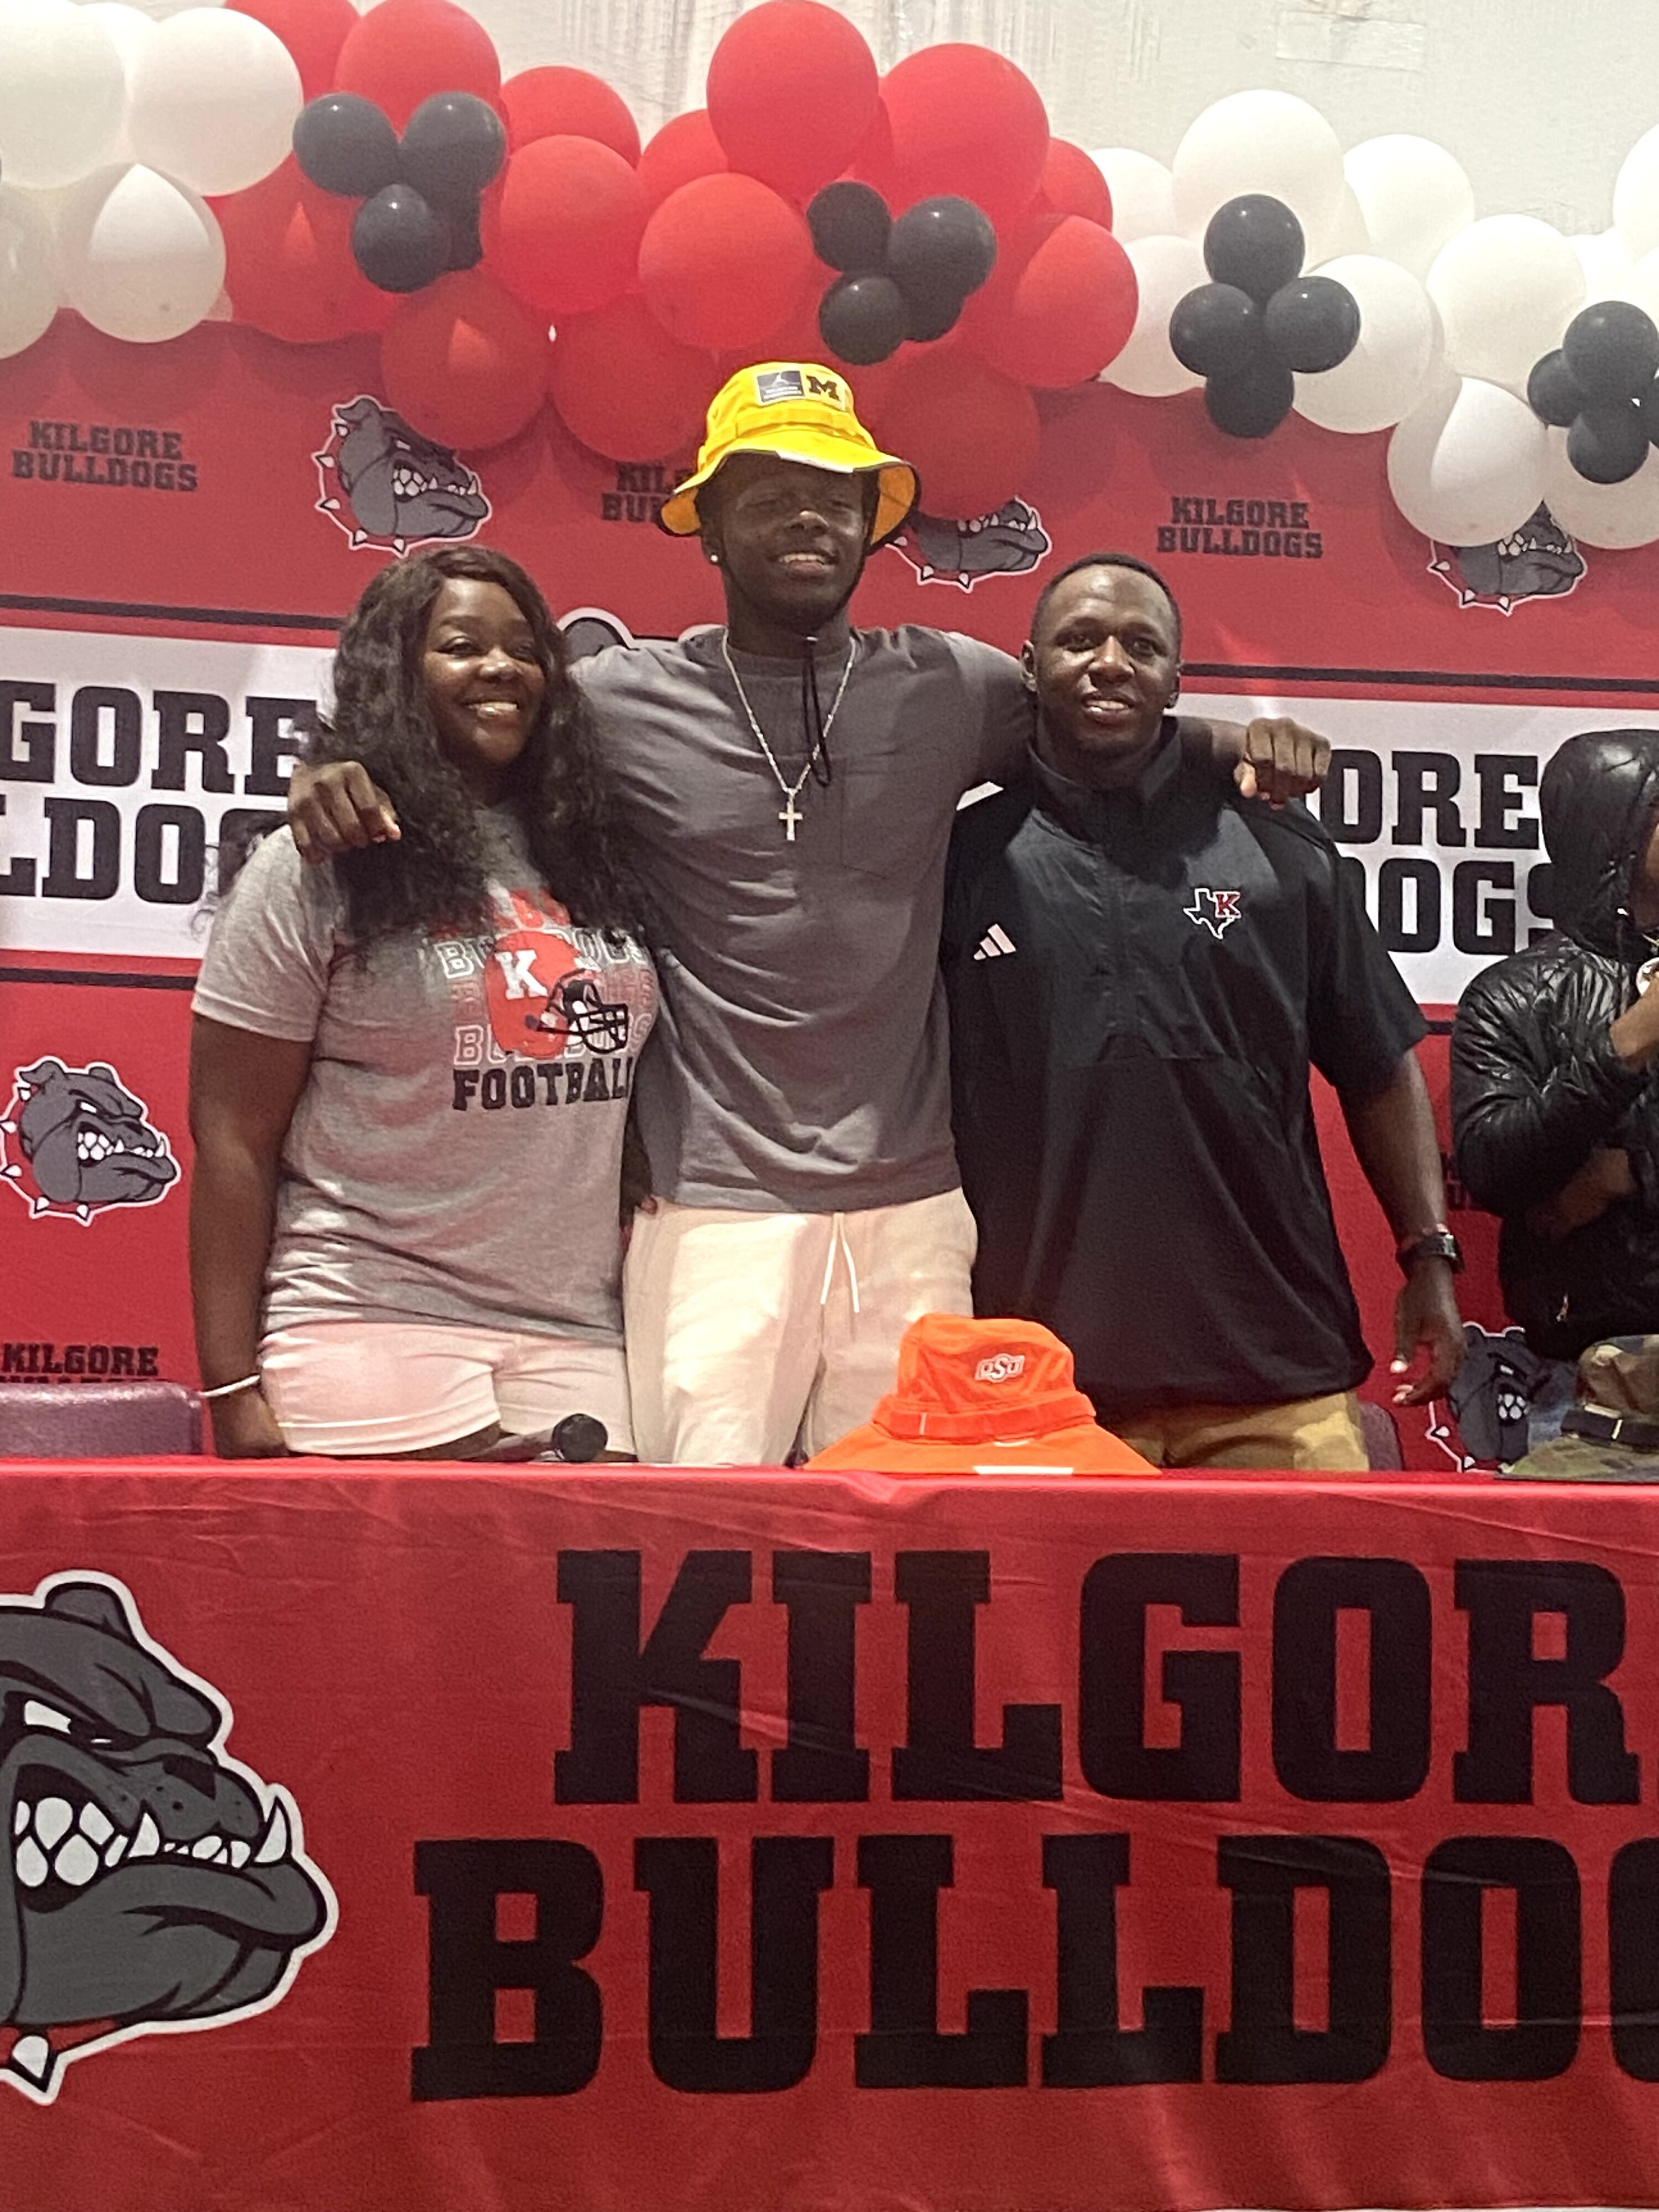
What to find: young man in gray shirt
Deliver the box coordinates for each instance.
[288,361,1329,1464]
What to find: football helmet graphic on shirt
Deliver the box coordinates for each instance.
[483,900,632,1061]
[533,974,632,1055]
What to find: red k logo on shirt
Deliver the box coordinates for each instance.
[482,891,632,1062]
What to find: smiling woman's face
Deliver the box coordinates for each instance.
[420,578,547,802]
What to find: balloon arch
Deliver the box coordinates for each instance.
[5,0,1659,546]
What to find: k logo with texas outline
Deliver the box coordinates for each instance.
[1185,888,1243,939]
[0,1573,333,2104]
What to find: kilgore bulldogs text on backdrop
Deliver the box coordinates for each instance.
[414,1545,1659,2101]
[1,676,1556,958]
[1158,496,1323,559]
[1318,748,1551,958]
[0,681,308,905]
[12,421,199,492]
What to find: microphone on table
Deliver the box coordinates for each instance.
[478,1414,610,1464]
[538,1414,609,1463]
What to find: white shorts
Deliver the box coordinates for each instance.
[623,1187,977,1465]
[259,1318,634,1457]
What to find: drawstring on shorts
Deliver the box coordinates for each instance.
[817,1214,862,1316]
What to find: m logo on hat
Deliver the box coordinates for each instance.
[973,1353,1026,1384]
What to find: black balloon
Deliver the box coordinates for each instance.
[1567,400,1650,484]
[1205,357,1295,439]
[1262,275,1359,372]
[1562,298,1659,402]
[900,284,965,343]
[399,92,507,212]
[351,184,450,293]
[1636,372,1659,447]
[293,92,400,199]
[818,273,907,364]
[1202,194,1305,303]
[1168,283,1261,378]
[807,181,891,275]
[1526,348,1588,427]
[887,195,997,301]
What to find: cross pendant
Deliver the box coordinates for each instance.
[779,794,802,841]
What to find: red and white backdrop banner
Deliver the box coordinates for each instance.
[0,1464,1652,2210]
[3,315,1657,1453]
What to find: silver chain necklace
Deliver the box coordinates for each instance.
[719,630,857,842]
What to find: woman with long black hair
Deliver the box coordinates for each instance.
[189,545,654,1458]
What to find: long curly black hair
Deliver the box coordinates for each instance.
[310,546,638,942]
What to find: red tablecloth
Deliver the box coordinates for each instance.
[0,1459,1648,2212]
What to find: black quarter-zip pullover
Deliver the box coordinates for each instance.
[942,723,1425,1418]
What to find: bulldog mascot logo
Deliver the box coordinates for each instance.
[0,1060,178,1223]
[314,394,491,554]
[1428,502,1585,613]
[889,499,1052,591]
[0,1574,333,2104]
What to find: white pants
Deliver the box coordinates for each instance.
[623,1187,977,1465]
[260,1318,634,1456]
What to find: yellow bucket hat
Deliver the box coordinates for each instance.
[658,361,919,547]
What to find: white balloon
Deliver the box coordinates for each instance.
[1426,216,1584,387]
[1614,124,1659,260]
[1293,254,1440,434]
[0,182,59,357]
[1542,427,1659,549]
[128,9,301,197]
[1387,372,1550,545]
[80,4,158,168]
[56,163,225,343]
[1172,90,1344,244]
[1100,234,1206,398]
[1342,137,1473,280]
[0,0,124,191]
[1305,183,1369,268]
[1572,229,1639,301]
[1088,148,1176,243]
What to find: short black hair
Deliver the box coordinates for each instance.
[1029,550,1182,655]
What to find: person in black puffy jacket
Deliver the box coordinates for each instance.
[1452,727,1659,1369]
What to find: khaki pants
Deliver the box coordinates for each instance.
[623,1188,977,1465]
[1116,1390,1369,1472]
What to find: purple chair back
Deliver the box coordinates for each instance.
[0,1383,204,1458]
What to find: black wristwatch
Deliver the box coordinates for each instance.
[1396,1228,1463,1274]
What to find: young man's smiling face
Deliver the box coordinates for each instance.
[702,453,872,636]
[1024,564,1182,786]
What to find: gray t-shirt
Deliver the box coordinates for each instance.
[575,625,1030,1212]
[192,811,657,1339]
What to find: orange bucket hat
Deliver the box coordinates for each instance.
[807,1314,1154,1477]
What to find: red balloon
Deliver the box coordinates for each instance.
[637,109,727,212]
[380,270,549,451]
[547,293,718,461]
[963,214,1138,387]
[217,158,395,341]
[843,96,894,199]
[706,0,879,201]
[867,348,1039,518]
[225,0,354,102]
[500,67,640,164]
[639,173,815,352]
[484,136,646,317]
[1039,139,1113,229]
[331,0,500,131]
[882,46,1049,229]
